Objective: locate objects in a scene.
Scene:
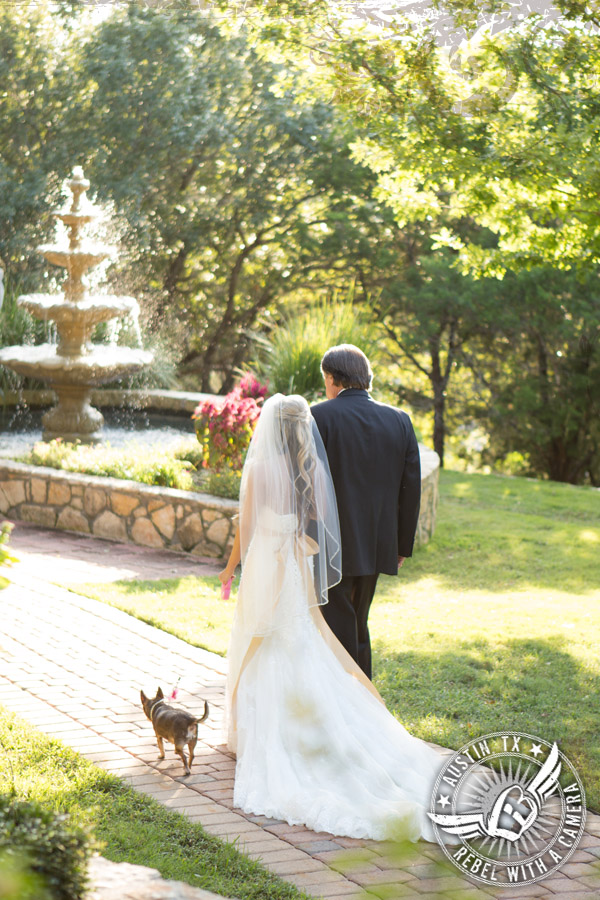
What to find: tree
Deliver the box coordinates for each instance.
[375,245,504,466]
[470,267,600,484]
[225,1,600,274]
[66,3,392,390]
[0,2,81,284]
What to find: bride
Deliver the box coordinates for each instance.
[219,393,446,842]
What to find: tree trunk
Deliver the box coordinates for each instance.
[432,383,446,467]
[430,342,446,466]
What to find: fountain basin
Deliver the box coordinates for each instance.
[17,293,142,352]
[40,245,113,272]
[0,344,153,386]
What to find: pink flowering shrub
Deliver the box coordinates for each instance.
[228,371,269,403]
[192,373,268,472]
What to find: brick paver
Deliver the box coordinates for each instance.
[1,522,600,900]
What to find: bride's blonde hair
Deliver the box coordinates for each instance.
[278,395,316,515]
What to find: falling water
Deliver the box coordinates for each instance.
[0,167,153,443]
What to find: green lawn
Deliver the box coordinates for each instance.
[67,469,600,812]
[0,706,309,900]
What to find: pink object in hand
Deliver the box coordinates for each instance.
[221,577,233,600]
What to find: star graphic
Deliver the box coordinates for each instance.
[530,743,544,758]
[438,794,451,808]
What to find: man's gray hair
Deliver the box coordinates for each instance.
[321,344,373,391]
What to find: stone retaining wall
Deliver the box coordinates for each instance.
[416,444,440,547]
[0,461,237,559]
[0,445,439,558]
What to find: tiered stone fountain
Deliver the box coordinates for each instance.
[0,167,152,442]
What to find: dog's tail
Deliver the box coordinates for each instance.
[195,700,209,724]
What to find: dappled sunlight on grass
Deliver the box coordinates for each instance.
[394,470,600,594]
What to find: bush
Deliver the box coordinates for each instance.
[192,375,266,473]
[0,850,49,900]
[228,371,269,403]
[253,299,379,401]
[0,794,91,900]
[201,469,242,500]
[0,522,16,568]
[23,440,195,491]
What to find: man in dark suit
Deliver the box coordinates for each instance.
[311,344,421,679]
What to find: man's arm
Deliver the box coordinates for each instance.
[310,401,329,447]
[398,417,421,559]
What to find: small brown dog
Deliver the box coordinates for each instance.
[141,687,209,776]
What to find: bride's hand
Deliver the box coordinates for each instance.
[218,568,233,584]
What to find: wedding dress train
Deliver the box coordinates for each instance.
[226,508,446,843]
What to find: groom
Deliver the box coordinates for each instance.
[311,344,421,680]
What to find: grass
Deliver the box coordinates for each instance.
[67,469,600,815]
[0,706,309,900]
[75,574,235,656]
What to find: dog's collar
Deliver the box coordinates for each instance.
[149,699,165,723]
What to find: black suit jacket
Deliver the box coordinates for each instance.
[311,389,421,576]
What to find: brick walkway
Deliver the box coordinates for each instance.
[1,523,599,900]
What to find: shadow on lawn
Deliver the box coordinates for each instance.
[374,634,600,814]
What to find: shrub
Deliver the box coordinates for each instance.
[201,469,242,500]
[228,371,269,402]
[24,440,195,491]
[253,299,379,401]
[0,850,49,900]
[0,794,91,900]
[192,375,266,472]
[0,522,16,568]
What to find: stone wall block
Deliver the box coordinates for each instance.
[206,518,230,548]
[93,510,127,542]
[133,506,147,518]
[0,487,10,514]
[2,480,25,507]
[178,514,204,551]
[48,482,71,506]
[131,518,164,548]
[202,509,219,525]
[111,493,139,516]
[192,540,220,558]
[84,488,107,517]
[151,505,175,540]
[20,505,57,529]
[147,499,164,512]
[31,479,48,504]
[56,507,90,534]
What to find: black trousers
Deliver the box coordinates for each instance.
[321,574,379,680]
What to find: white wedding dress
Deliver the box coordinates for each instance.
[226,506,446,843]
